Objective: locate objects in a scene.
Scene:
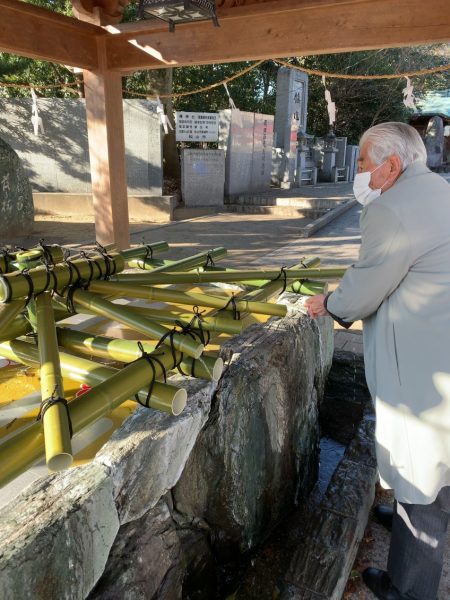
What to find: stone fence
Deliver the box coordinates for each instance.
[0,294,333,599]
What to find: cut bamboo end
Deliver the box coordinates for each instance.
[212,357,224,382]
[172,388,187,416]
[47,452,73,472]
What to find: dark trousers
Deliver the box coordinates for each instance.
[387,486,450,600]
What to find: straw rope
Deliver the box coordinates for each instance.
[1,57,449,98]
[274,58,450,80]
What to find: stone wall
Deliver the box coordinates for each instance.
[0,295,333,600]
[0,99,163,196]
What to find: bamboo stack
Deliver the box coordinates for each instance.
[0,240,345,487]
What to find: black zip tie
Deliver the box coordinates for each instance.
[222,294,241,320]
[204,251,215,268]
[37,385,73,438]
[133,341,167,408]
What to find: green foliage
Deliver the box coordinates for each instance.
[1,0,448,144]
[0,0,78,98]
[290,46,450,143]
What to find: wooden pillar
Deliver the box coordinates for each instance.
[83,40,130,249]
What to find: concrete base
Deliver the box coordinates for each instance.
[33,193,177,223]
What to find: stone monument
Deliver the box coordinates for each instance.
[250,113,274,191]
[219,109,254,195]
[345,145,360,182]
[181,149,225,206]
[0,137,34,237]
[273,68,309,187]
[424,115,445,169]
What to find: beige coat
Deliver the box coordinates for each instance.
[327,161,450,504]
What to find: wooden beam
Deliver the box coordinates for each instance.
[106,0,450,72]
[111,0,367,37]
[84,40,130,249]
[0,0,103,69]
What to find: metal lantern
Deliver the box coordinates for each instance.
[138,0,219,32]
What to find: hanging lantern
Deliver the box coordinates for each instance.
[138,0,219,32]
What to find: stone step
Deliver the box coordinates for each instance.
[225,195,342,209]
[225,204,328,218]
[172,204,329,220]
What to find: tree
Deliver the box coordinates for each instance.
[289,46,450,142]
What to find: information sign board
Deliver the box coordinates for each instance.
[176,112,219,142]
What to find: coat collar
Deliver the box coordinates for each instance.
[396,160,431,184]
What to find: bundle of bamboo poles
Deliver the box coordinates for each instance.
[0,240,346,488]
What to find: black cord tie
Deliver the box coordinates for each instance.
[37,385,73,438]
[38,239,55,267]
[272,265,288,294]
[144,244,154,261]
[94,242,113,279]
[0,248,13,274]
[222,294,241,320]
[134,341,167,408]
[65,281,87,314]
[21,269,35,304]
[204,251,215,268]
[79,251,95,287]
[154,327,182,370]
[36,264,56,297]
[191,306,210,347]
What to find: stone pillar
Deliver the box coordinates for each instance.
[273,68,308,187]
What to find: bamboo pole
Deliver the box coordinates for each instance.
[289,280,327,295]
[118,247,228,278]
[0,252,125,303]
[87,281,288,318]
[0,342,193,487]
[121,306,244,335]
[55,328,223,382]
[0,300,26,336]
[179,354,223,382]
[112,266,344,286]
[61,288,204,359]
[0,339,188,414]
[120,241,169,261]
[35,293,73,471]
[0,315,30,343]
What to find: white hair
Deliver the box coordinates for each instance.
[360,122,427,169]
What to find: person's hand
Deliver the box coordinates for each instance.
[304,294,328,318]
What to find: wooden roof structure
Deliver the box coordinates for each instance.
[1,0,449,248]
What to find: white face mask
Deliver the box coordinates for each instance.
[353,161,388,206]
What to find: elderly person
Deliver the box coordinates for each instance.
[306,122,450,600]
